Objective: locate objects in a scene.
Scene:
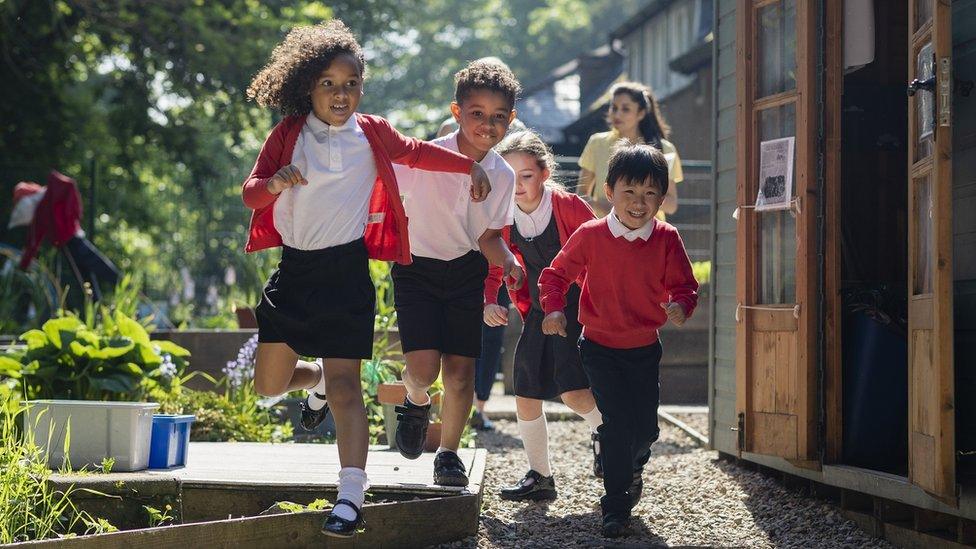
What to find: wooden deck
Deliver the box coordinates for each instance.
[40,443,487,547]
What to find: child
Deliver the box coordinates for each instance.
[242,20,491,538]
[539,143,698,538]
[391,59,523,487]
[577,82,683,218]
[484,130,604,501]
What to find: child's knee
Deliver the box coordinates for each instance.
[253,375,285,397]
[325,375,363,408]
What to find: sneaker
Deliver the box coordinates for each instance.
[591,432,603,478]
[470,410,495,431]
[601,514,630,538]
[321,499,365,538]
[433,450,469,487]
[499,470,557,501]
[394,398,430,460]
[628,469,644,508]
[299,394,330,431]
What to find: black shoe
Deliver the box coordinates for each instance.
[601,514,630,538]
[394,398,430,460]
[321,499,365,538]
[499,470,557,501]
[299,394,330,431]
[470,410,495,431]
[433,450,469,487]
[591,432,603,478]
[628,470,644,508]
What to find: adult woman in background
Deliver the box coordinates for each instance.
[576,82,682,218]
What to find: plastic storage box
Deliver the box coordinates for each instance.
[148,414,195,469]
[24,400,159,471]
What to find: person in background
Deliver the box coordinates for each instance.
[576,82,682,219]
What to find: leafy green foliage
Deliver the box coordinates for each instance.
[6,310,189,402]
[158,385,292,443]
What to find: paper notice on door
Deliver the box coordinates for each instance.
[755,136,795,212]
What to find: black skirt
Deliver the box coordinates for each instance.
[513,298,590,400]
[255,238,375,359]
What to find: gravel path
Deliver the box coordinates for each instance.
[441,419,892,548]
[669,412,709,440]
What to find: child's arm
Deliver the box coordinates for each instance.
[539,230,588,337]
[483,262,509,327]
[661,230,699,326]
[478,229,524,291]
[371,116,491,201]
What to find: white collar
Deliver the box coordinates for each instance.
[514,187,553,239]
[446,130,497,170]
[305,112,358,135]
[607,208,655,241]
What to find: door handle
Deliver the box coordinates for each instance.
[907,76,935,96]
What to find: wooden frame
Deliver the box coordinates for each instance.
[905,0,955,505]
[735,0,818,465]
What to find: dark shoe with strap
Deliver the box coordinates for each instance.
[299,394,330,431]
[321,499,365,538]
[601,514,630,538]
[591,432,603,478]
[499,470,557,501]
[394,398,430,460]
[469,410,495,431]
[628,469,644,508]
[433,450,469,487]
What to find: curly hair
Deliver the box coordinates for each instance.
[247,20,366,116]
[454,58,522,109]
[495,130,565,190]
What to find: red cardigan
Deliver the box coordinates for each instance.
[483,189,595,319]
[243,113,474,264]
[539,218,699,349]
[20,171,82,270]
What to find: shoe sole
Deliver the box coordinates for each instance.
[433,475,469,487]
[499,490,557,502]
[320,528,356,538]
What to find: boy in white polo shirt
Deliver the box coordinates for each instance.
[392,59,524,486]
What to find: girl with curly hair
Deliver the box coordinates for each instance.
[242,19,492,538]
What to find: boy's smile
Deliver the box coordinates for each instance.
[605,177,663,230]
[451,89,515,161]
[310,53,363,127]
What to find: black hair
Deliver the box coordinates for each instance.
[247,20,366,116]
[454,59,522,109]
[610,82,671,149]
[606,142,670,196]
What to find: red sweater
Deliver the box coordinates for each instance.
[20,171,82,270]
[243,113,474,264]
[539,217,699,349]
[484,190,595,319]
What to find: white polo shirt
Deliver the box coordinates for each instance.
[393,132,515,261]
[607,207,655,241]
[273,113,377,250]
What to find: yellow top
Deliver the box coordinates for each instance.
[578,130,683,220]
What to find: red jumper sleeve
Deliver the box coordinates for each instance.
[664,230,700,318]
[539,229,588,314]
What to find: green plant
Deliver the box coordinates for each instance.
[143,504,174,528]
[99,457,115,474]
[0,394,116,542]
[0,246,61,334]
[5,310,190,402]
[692,260,712,286]
[159,386,292,443]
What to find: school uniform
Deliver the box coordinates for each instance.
[538,211,698,518]
[483,188,595,399]
[242,113,475,359]
[391,131,516,358]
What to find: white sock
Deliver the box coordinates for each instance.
[334,467,369,521]
[307,360,327,411]
[517,414,551,477]
[578,405,603,432]
[406,392,430,407]
[436,446,456,455]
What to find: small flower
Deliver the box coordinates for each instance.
[159,354,177,379]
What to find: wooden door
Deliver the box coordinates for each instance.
[906,0,955,504]
[734,0,818,465]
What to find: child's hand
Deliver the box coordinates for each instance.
[267,164,308,195]
[504,257,524,291]
[542,311,567,337]
[660,301,687,326]
[469,163,492,202]
[484,304,509,327]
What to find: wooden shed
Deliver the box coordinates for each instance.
[707,0,976,541]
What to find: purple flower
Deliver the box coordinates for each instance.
[222,334,258,389]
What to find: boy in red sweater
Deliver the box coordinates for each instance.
[539,143,698,538]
